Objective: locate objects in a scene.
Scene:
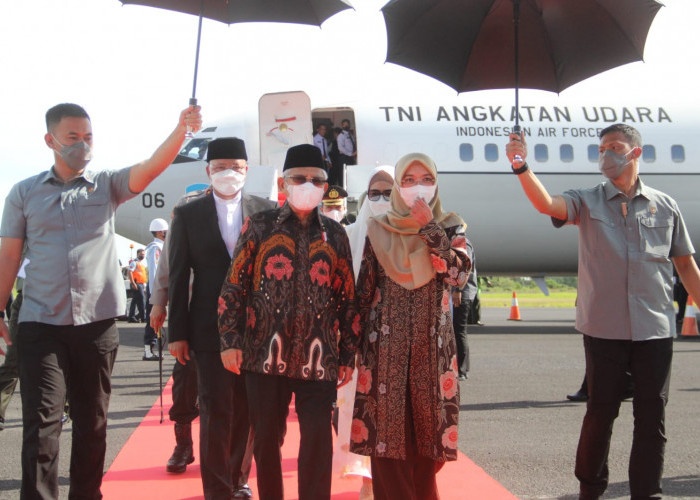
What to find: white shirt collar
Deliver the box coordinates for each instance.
[213,190,242,208]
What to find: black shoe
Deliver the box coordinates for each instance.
[142,353,162,361]
[0,415,4,431]
[458,374,468,381]
[566,390,588,402]
[166,423,194,473]
[233,484,253,498]
[128,318,138,323]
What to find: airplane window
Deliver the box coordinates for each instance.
[671,145,685,163]
[642,145,656,163]
[560,145,574,163]
[587,145,598,162]
[485,144,498,162]
[534,144,549,162]
[459,143,474,162]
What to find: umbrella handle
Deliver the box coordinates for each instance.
[186,97,198,138]
[511,124,523,165]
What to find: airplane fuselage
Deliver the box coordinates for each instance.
[116,92,699,275]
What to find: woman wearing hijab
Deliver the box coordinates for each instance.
[333,166,394,499]
[350,153,470,500]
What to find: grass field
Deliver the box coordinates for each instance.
[480,291,576,308]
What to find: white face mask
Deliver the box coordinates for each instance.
[323,208,345,222]
[211,169,245,197]
[286,182,325,211]
[399,184,437,208]
[368,199,391,216]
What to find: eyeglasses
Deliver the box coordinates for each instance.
[209,163,247,174]
[367,189,392,202]
[284,175,327,187]
[400,175,436,187]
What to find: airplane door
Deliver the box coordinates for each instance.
[259,91,312,172]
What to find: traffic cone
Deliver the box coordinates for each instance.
[680,296,699,336]
[508,291,521,321]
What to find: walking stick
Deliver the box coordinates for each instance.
[157,325,164,424]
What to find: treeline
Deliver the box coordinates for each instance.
[480,276,577,292]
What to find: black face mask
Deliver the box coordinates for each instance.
[137,255,145,261]
[343,126,350,131]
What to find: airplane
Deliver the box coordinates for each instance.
[115,89,700,288]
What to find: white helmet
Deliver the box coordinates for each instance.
[149,218,169,232]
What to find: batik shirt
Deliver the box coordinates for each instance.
[219,203,360,382]
[350,222,470,462]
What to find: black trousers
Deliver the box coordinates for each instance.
[143,287,157,347]
[245,371,336,500]
[128,283,145,321]
[194,351,253,500]
[575,335,673,500]
[452,297,470,376]
[17,319,118,500]
[169,355,199,424]
[467,294,481,324]
[371,455,443,500]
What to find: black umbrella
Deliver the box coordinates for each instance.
[120,0,353,106]
[382,0,663,138]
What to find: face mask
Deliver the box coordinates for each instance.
[598,150,633,179]
[211,169,245,197]
[53,135,92,171]
[343,126,350,131]
[286,182,325,212]
[138,255,144,261]
[399,184,437,208]
[368,199,391,216]
[323,208,345,223]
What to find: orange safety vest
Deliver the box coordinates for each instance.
[131,260,148,284]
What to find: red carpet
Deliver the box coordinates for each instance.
[102,378,516,500]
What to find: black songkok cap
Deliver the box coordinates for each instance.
[207,137,247,162]
[283,144,327,172]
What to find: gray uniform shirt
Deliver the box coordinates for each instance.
[554,179,694,341]
[0,167,136,325]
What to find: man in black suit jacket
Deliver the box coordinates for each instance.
[168,138,277,500]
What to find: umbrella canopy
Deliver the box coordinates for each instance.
[120,0,353,104]
[120,0,352,26]
[382,0,662,94]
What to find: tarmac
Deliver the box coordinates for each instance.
[0,307,698,499]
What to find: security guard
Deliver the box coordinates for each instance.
[320,185,353,226]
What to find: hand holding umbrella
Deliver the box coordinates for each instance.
[506,131,528,168]
[180,104,203,136]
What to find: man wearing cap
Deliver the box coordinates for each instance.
[337,119,357,178]
[321,184,352,226]
[168,137,276,499]
[219,143,359,500]
[142,217,167,361]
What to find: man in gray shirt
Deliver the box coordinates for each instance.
[0,102,202,499]
[506,123,700,500]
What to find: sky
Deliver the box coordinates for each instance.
[0,0,698,261]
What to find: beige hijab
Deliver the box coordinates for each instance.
[366,153,465,290]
